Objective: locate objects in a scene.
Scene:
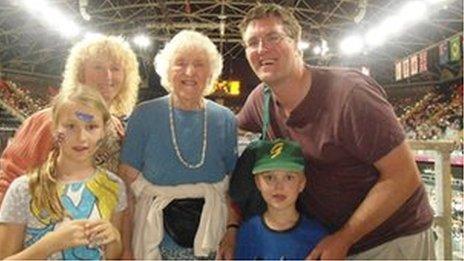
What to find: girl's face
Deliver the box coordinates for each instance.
[55,101,105,165]
[255,170,306,212]
[82,58,125,104]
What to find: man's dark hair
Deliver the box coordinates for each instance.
[239,3,302,42]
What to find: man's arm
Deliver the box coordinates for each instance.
[117,163,140,260]
[308,141,421,259]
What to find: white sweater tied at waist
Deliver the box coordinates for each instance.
[131,175,229,259]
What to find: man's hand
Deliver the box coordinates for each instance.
[216,228,238,260]
[307,232,352,260]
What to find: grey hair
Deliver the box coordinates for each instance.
[154,30,223,95]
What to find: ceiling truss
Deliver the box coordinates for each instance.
[0,0,462,85]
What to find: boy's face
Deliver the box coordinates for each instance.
[255,170,306,212]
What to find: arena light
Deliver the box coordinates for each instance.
[84,32,104,40]
[20,0,81,38]
[312,39,329,56]
[361,66,370,76]
[298,41,310,51]
[133,34,151,48]
[340,0,444,58]
[320,39,329,56]
[425,0,447,4]
[378,16,404,36]
[340,35,364,55]
[399,1,428,23]
[364,28,386,47]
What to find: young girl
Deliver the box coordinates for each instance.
[0,86,127,260]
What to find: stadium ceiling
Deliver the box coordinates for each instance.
[0,0,462,84]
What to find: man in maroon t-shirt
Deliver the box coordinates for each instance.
[216,4,434,260]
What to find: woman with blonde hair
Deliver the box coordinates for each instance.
[120,30,237,259]
[0,34,140,203]
[0,86,126,260]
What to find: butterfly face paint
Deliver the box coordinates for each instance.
[54,130,67,146]
[75,111,94,123]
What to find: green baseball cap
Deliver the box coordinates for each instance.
[252,139,305,175]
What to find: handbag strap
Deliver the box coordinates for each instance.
[261,85,271,141]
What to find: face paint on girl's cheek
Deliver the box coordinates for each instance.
[75,111,94,123]
[54,130,67,145]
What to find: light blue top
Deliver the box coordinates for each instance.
[0,169,127,260]
[121,95,238,185]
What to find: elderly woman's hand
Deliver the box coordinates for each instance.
[216,227,238,260]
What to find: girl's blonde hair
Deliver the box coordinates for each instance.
[29,86,111,223]
[61,35,141,117]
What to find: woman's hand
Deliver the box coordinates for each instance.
[85,219,121,247]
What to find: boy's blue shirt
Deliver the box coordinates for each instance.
[235,214,328,260]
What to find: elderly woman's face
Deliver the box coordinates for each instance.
[82,58,124,104]
[168,47,211,102]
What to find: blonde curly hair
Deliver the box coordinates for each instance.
[61,35,140,117]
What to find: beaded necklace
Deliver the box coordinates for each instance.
[168,95,207,169]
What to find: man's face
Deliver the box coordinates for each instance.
[243,16,299,85]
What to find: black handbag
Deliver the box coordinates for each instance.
[163,198,205,248]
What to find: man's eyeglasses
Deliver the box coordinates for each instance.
[243,32,288,50]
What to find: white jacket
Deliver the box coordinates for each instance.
[131,175,229,259]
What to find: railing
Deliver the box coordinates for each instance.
[0,99,26,122]
[0,127,16,153]
[409,139,455,260]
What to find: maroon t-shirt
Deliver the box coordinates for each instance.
[237,66,434,254]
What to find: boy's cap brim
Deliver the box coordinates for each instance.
[252,161,304,175]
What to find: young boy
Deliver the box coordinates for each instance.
[234,139,328,260]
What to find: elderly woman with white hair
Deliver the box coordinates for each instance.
[119,30,238,260]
